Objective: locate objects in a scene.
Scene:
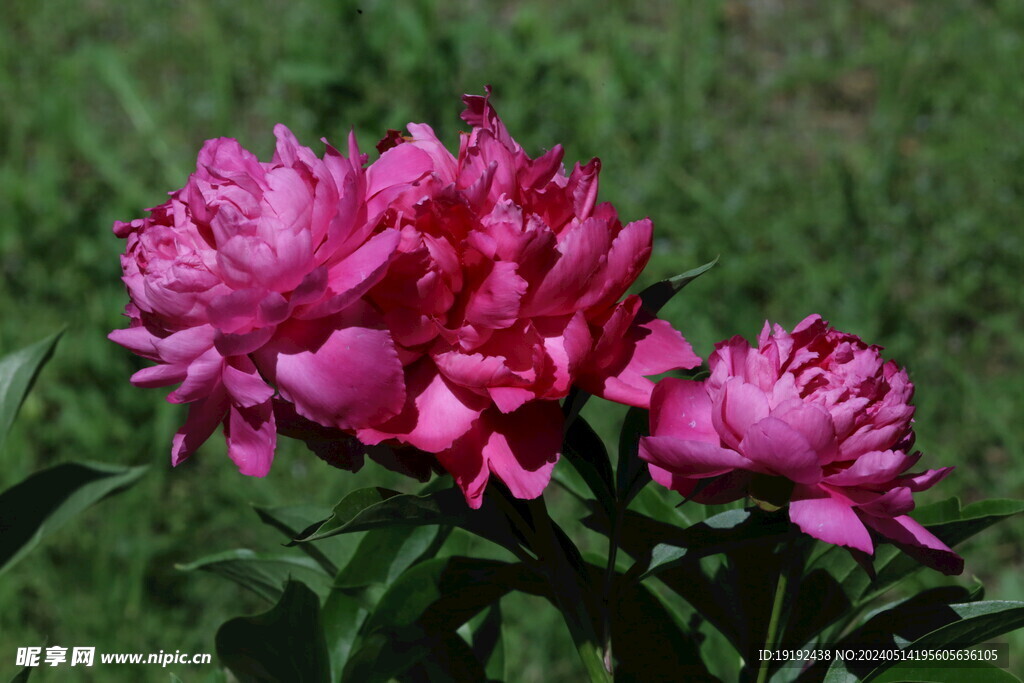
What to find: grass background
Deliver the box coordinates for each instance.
[1,0,1022,679]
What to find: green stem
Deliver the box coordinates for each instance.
[600,509,620,672]
[755,563,789,683]
[527,497,613,683]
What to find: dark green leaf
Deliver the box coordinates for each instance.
[467,602,506,681]
[611,579,716,681]
[321,589,367,680]
[0,331,62,451]
[176,549,332,602]
[638,257,718,315]
[252,503,345,575]
[295,485,521,555]
[9,666,32,683]
[870,661,1021,683]
[216,580,330,683]
[334,524,447,590]
[563,414,615,515]
[807,496,1024,644]
[824,601,1024,682]
[616,406,651,506]
[0,460,148,575]
[342,556,547,682]
[624,507,791,581]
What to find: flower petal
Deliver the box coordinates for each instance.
[789,488,874,555]
[740,417,823,484]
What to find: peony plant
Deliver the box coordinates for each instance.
[107,92,1024,683]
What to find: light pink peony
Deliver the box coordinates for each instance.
[350,90,701,507]
[110,126,405,476]
[640,315,962,574]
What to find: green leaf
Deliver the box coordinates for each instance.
[807,496,1024,644]
[9,666,32,682]
[295,485,521,555]
[176,549,333,602]
[862,498,1024,604]
[870,661,1021,683]
[252,503,346,575]
[0,331,62,451]
[824,601,1024,682]
[342,556,547,682]
[0,460,148,575]
[563,414,615,515]
[334,524,447,590]
[323,522,450,677]
[624,507,791,581]
[216,579,330,683]
[466,602,506,681]
[610,579,714,681]
[638,257,718,315]
[616,406,651,506]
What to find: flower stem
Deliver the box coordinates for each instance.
[755,562,789,683]
[527,496,613,683]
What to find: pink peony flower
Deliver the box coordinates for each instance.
[110,126,405,476]
[640,314,963,574]
[350,90,701,507]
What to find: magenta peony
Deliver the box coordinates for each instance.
[640,315,962,573]
[110,126,405,476]
[348,90,701,507]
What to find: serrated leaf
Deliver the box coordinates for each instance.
[638,257,718,315]
[216,580,330,683]
[0,331,62,452]
[176,549,332,602]
[0,460,148,575]
[563,414,615,515]
[295,485,521,555]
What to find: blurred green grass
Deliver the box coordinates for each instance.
[1,0,1022,679]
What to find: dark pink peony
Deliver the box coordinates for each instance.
[640,315,962,574]
[110,126,405,476]
[351,91,701,507]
